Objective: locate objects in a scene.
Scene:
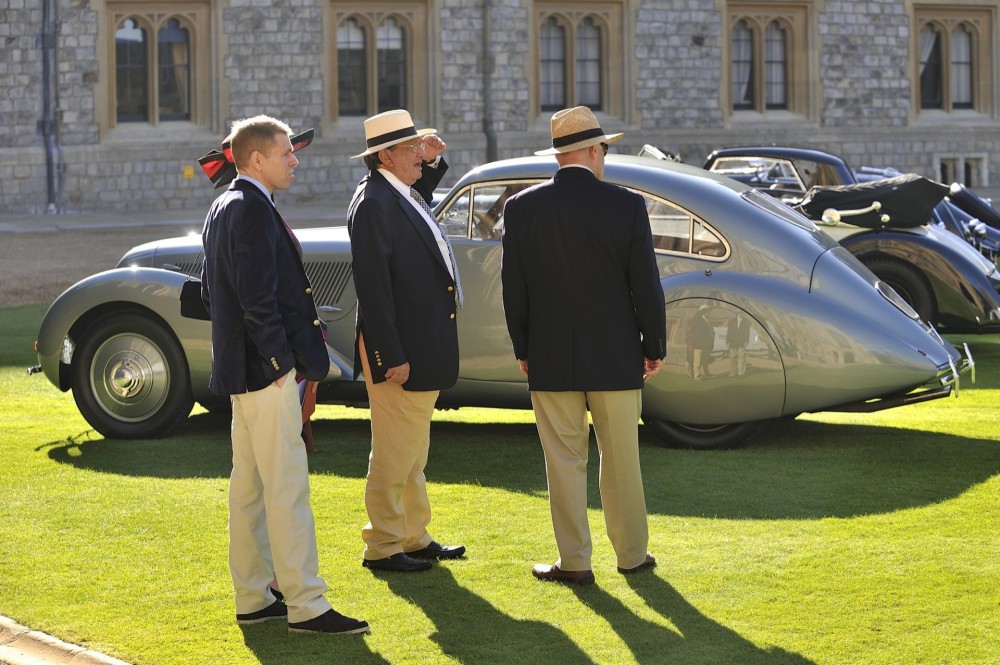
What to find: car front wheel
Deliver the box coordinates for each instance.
[71,313,194,439]
[643,418,762,450]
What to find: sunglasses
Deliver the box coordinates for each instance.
[600,143,609,156]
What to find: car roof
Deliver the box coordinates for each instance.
[447,154,750,206]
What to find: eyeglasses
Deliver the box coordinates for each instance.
[394,141,425,154]
[600,143,609,156]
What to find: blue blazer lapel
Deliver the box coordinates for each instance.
[374,171,451,274]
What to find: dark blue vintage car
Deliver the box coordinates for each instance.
[703,146,1000,333]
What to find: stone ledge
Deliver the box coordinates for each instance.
[0,616,130,665]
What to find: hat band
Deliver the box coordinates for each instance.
[551,127,606,148]
[367,126,418,149]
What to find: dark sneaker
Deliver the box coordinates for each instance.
[236,599,288,625]
[289,609,370,635]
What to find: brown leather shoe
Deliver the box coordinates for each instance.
[531,563,595,585]
[618,553,656,575]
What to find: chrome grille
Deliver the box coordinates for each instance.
[166,261,201,278]
[304,261,353,306]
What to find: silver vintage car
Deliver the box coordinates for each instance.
[31,155,974,449]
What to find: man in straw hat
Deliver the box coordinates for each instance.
[501,106,666,585]
[201,115,369,634]
[347,109,466,573]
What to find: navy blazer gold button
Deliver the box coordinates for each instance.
[305,287,313,294]
[313,319,320,326]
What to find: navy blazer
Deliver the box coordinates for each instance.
[347,167,459,392]
[200,179,328,395]
[501,167,666,392]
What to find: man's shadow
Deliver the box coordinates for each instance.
[384,566,594,664]
[568,574,814,664]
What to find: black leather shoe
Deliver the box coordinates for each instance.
[236,599,288,625]
[407,540,466,560]
[269,587,284,602]
[362,552,433,572]
[618,553,657,575]
[289,609,370,635]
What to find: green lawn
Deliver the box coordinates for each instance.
[2,303,998,664]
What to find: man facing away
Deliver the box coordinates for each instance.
[347,109,466,573]
[501,105,667,585]
[201,115,369,634]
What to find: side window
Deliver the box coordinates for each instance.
[642,194,727,259]
[439,182,539,240]
[439,189,470,238]
[472,183,535,240]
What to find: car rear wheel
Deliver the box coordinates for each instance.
[863,256,936,324]
[71,313,194,439]
[643,418,762,450]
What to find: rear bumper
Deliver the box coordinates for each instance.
[827,342,975,413]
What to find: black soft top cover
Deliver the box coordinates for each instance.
[796,173,949,229]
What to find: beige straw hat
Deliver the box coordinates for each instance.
[535,106,624,156]
[352,109,437,158]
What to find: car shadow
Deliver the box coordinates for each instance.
[41,415,1000,521]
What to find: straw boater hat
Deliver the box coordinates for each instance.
[352,109,437,158]
[534,105,624,156]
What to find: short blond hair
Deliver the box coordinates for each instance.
[226,115,293,169]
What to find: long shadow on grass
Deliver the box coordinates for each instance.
[383,566,593,664]
[564,574,814,664]
[238,618,390,664]
[567,577,813,664]
[43,414,1000,520]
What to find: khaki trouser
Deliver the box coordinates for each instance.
[359,335,437,559]
[229,371,332,623]
[531,389,649,571]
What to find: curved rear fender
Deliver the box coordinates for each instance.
[35,268,211,395]
[657,268,942,417]
[810,247,959,366]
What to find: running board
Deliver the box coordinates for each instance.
[823,385,953,414]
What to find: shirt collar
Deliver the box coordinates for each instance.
[377,167,412,198]
[236,175,273,204]
[559,163,595,175]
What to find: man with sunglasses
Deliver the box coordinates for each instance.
[501,105,666,585]
[347,109,466,573]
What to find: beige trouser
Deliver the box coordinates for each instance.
[359,336,437,559]
[531,389,649,571]
[229,370,331,623]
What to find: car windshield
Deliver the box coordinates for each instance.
[710,156,804,191]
